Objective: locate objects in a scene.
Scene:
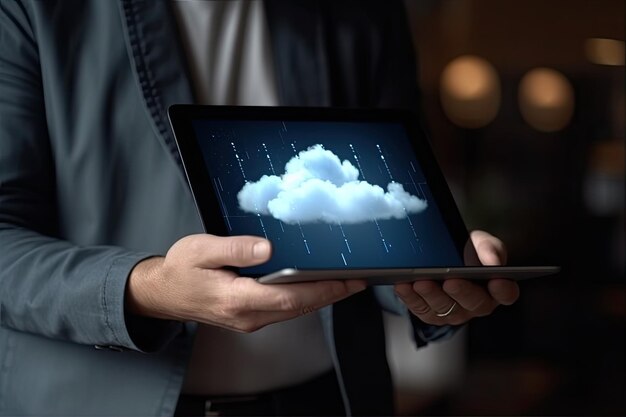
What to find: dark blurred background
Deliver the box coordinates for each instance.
[388,0,624,415]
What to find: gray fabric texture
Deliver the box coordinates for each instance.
[0,1,453,415]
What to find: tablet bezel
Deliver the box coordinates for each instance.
[168,105,481,276]
[257,266,561,285]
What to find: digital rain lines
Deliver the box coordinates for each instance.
[276,139,310,254]
[349,143,367,179]
[375,220,390,253]
[276,139,310,253]
[213,177,232,232]
[278,129,286,146]
[338,223,352,254]
[378,144,423,252]
[284,140,311,254]
[332,218,352,265]
[261,142,286,233]
[338,224,351,265]
[404,171,425,251]
[261,143,276,175]
[231,142,268,239]
[376,144,394,180]
[371,144,392,253]
[277,121,288,149]
[408,169,428,202]
[297,223,311,254]
[404,207,421,253]
[349,143,388,254]
[230,142,248,182]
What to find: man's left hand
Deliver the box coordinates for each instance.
[394,230,520,326]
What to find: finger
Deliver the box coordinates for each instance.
[470,230,507,265]
[443,279,498,316]
[412,280,459,316]
[233,294,341,333]
[181,234,272,268]
[487,279,520,305]
[394,283,432,315]
[399,281,471,325]
[232,278,367,313]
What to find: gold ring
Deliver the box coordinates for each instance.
[435,302,458,317]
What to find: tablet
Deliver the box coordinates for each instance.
[168,105,559,284]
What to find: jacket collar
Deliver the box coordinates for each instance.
[117,0,331,170]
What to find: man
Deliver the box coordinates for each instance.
[0,1,518,415]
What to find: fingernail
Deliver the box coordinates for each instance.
[483,249,500,266]
[447,283,462,294]
[252,241,270,259]
[347,281,367,294]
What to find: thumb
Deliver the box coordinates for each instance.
[178,234,272,269]
[471,230,507,266]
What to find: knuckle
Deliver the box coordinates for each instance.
[411,304,431,316]
[223,302,239,318]
[317,283,349,306]
[467,297,489,313]
[414,281,437,296]
[215,303,237,321]
[301,305,316,315]
[218,292,243,320]
[277,293,301,311]
[185,235,207,254]
[331,282,350,299]
[226,239,249,262]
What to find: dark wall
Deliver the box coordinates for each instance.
[404,0,625,415]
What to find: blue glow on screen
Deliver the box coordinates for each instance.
[192,120,462,275]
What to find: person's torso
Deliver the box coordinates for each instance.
[171,0,333,395]
[0,1,410,414]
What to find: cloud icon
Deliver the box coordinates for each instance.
[237,145,427,224]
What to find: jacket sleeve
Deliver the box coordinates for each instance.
[0,1,181,353]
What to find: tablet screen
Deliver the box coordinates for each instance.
[190,119,464,275]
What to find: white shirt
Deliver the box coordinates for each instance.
[171,0,333,396]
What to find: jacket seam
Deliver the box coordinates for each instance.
[102,256,123,346]
[0,328,16,412]
[121,0,182,168]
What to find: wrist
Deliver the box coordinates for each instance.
[125,256,168,319]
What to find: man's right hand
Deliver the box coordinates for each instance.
[125,234,366,333]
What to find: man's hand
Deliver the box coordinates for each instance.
[125,234,366,333]
[394,230,520,326]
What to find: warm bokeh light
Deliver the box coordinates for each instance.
[518,68,575,132]
[584,140,625,216]
[584,38,625,66]
[440,55,501,129]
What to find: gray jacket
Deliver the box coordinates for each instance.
[0,1,451,415]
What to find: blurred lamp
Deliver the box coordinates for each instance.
[584,140,625,216]
[440,55,501,129]
[518,68,574,132]
[584,38,625,66]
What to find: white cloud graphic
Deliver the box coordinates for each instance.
[237,145,427,224]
